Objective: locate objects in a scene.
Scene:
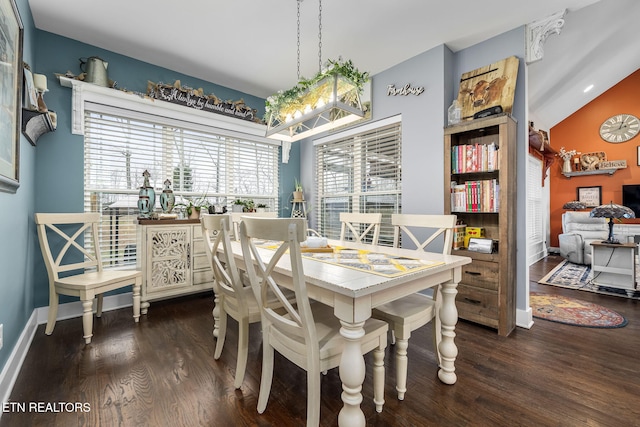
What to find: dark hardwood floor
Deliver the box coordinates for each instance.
[2,254,639,426]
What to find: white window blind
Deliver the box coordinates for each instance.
[315,120,402,245]
[84,109,279,268]
[527,154,544,264]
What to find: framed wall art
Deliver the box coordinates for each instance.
[577,186,602,208]
[0,0,24,193]
[456,56,519,121]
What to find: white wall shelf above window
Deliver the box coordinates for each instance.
[562,169,618,178]
[57,76,273,144]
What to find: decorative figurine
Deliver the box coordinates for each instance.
[137,170,156,218]
[160,179,175,213]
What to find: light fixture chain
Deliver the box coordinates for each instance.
[318,0,322,72]
[297,0,301,80]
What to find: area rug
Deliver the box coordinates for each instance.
[538,260,640,300]
[530,292,627,328]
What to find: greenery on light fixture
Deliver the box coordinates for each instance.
[264,58,370,123]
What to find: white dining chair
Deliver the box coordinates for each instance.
[339,212,382,245]
[239,217,388,426]
[35,212,142,344]
[201,214,271,389]
[230,211,277,240]
[372,213,457,400]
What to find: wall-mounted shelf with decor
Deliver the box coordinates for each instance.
[22,109,56,145]
[562,169,619,178]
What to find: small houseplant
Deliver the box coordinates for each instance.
[256,203,268,213]
[232,198,255,212]
[243,199,255,212]
[293,178,304,202]
[232,199,245,212]
[176,196,209,219]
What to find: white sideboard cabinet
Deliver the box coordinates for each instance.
[136,219,212,313]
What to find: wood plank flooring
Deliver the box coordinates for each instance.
[2,255,639,426]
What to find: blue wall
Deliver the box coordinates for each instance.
[31,30,300,308]
[0,0,37,379]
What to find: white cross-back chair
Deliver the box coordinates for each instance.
[201,214,273,389]
[339,212,382,245]
[230,211,277,240]
[239,217,388,426]
[372,213,457,400]
[35,213,142,344]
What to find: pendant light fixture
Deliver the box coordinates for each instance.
[265,0,369,143]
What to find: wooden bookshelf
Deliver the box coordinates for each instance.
[444,114,517,336]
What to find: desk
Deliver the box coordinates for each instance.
[590,241,637,297]
[227,239,471,427]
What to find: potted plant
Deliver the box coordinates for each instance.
[232,199,245,213]
[177,196,209,219]
[256,203,268,213]
[293,178,304,202]
[243,199,255,212]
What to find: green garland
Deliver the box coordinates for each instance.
[264,58,369,122]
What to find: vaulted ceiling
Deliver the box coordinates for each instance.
[28,0,639,129]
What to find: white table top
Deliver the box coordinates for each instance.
[229,238,471,300]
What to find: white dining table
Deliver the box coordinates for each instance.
[226,238,471,427]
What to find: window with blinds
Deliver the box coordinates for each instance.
[527,154,544,264]
[84,109,279,268]
[315,120,402,245]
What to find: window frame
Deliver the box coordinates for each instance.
[69,80,280,269]
[314,116,402,245]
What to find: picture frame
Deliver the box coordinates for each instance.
[0,0,24,194]
[456,56,519,121]
[577,186,602,208]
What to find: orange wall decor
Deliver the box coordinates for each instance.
[549,69,640,247]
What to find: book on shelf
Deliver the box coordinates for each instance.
[451,142,498,174]
[450,179,499,213]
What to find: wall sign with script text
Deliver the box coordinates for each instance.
[387,84,425,96]
[147,80,260,123]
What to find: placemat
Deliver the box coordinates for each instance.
[258,241,444,278]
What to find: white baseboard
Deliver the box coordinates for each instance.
[0,311,37,419]
[0,293,133,419]
[516,306,534,329]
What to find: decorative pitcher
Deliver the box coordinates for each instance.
[79,56,109,87]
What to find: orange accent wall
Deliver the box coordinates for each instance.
[549,69,640,247]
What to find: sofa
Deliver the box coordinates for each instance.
[558,211,608,265]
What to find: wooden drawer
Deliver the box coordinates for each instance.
[192,238,205,256]
[193,252,209,271]
[460,260,499,291]
[456,283,499,327]
[193,268,212,286]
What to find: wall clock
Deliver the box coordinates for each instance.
[599,114,640,143]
